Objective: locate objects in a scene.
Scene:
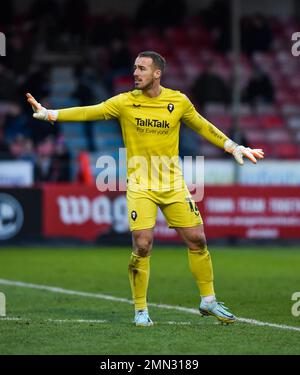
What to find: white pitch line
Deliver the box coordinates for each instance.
[0,278,300,333]
[47,319,108,324]
[0,317,108,324]
[0,317,22,321]
[236,317,300,332]
[0,278,133,304]
[0,317,197,326]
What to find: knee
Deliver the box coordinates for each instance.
[133,235,153,257]
[188,233,207,252]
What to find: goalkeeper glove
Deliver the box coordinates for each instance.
[26,93,58,124]
[224,139,264,165]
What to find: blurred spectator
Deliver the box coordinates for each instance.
[20,138,36,163]
[9,134,27,159]
[61,0,89,46]
[73,64,109,104]
[8,135,36,163]
[34,136,55,182]
[73,65,95,106]
[0,2,13,28]
[135,0,157,29]
[35,155,53,182]
[51,136,71,182]
[73,64,102,151]
[104,38,132,93]
[34,135,71,182]
[199,0,231,51]
[5,35,33,78]
[241,14,273,55]
[20,64,50,104]
[191,62,230,108]
[0,64,17,101]
[179,126,200,158]
[4,107,29,142]
[135,0,186,29]
[110,39,132,76]
[29,0,60,22]
[28,0,61,51]
[0,139,11,160]
[89,15,128,48]
[159,0,187,28]
[243,67,274,105]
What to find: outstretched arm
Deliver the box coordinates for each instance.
[26,93,121,122]
[182,97,264,165]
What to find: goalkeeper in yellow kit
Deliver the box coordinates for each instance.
[26,51,264,326]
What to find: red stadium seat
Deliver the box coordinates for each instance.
[259,115,285,129]
[247,142,272,157]
[240,115,260,129]
[245,129,266,143]
[206,115,232,130]
[275,143,300,158]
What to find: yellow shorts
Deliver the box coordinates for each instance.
[127,186,203,231]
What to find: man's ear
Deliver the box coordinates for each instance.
[154,70,161,79]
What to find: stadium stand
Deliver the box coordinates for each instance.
[0,1,300,183]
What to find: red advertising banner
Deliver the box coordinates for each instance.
[43,184,300,241]
[43,184,119,241]
[199,186,300,239]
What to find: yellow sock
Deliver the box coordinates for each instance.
[188,247,215,297]
[128,252,150,310]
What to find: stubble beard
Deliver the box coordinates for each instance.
[135,78,154,91]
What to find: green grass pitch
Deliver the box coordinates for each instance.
[0,246,300,355]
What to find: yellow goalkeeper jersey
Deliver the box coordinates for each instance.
[57,86,228,190]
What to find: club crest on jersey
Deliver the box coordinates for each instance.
[167,103,174,113]
[131,210,137,221]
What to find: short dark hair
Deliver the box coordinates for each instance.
[137,51,166,74]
